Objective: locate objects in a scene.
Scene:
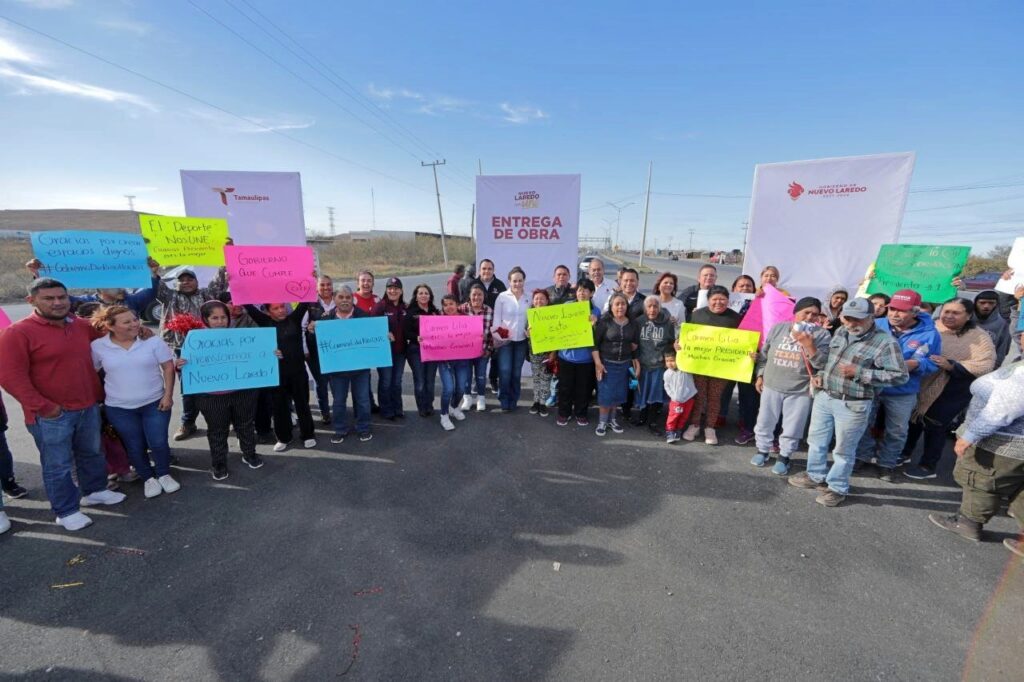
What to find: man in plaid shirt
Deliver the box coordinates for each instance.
[789,297,909,507]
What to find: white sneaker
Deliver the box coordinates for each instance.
[55,511,93,531]
[144,478,162,498]
[704,428,718,446]
[80,489,127,506]
[303,438,317,449]
[476,396,486,412]
[273,441,288,452]
[440,414,455,431]
[682,425,700,442]
[450,407,466,421]
[459,395,473,411]
[0,511,10,534]
[158,475,181,494]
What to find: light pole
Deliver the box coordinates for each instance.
[124,195,136,211]
[606,201,634,248]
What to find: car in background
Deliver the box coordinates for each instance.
[578,255,601,281]
[669,251,679,261]
[961,271,1003,291]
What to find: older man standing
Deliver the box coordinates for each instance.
[475,258,507,393]
[854,289,941,482]
[788,297,909,507]
[587,258,617,311]
[0,278,127,531]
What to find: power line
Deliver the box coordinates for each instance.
[0,14,433,194]
[906,194,1024,212]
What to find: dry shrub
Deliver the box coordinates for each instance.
[315,236,476,279]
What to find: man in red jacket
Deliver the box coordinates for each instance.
[0,278,127,532]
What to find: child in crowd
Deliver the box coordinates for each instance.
[663,351,697,444]
[526,289,554,416]
[556,280,599,426]
[437,294,469,430]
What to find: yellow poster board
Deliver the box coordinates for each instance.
[527,301,594,353]
[676,323,760,383]
[139,214,229,266]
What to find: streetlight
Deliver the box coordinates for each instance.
[606,201,635,248]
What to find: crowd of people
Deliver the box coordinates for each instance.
[0,256,1021,560]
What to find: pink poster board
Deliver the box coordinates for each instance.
[739,284,794,348]
[419,315,484,361]
[224,245,317,305]
[0,307,11,330]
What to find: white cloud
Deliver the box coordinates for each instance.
[184,107,315,134]
[96,19,153,37]
[0,65,156,110]
[368,82,470,115]
[9,0,74,8]
[0,36,38,64]
[499,102,548,124]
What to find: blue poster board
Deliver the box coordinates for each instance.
[316,317,392,373]
[180,328,279,395]
[31,230,153,289]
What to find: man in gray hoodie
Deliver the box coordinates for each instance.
[973,290,1011,366]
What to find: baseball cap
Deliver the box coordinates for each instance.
[888,289,922,311]
[176,269,197,280]
[385,277,403,289]
[841,297,874,319]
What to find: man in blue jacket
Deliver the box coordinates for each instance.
[855,289,942,482]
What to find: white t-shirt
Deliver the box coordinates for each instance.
[591,279,617,312]
[92,335,175,409]
[659,296,685,324]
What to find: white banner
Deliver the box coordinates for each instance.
[180,170,307,246]
[476,174,581,291]
[743,152,915,299]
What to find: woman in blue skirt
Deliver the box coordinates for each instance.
[591,292,640,436]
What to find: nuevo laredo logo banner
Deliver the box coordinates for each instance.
[787,181,868,200]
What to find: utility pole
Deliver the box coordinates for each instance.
[124,195,136,212]
[741,221,749,252]
[470,203,476,242]
[478,159,483,175]
[638,161,653,267]
[602,218,616,251]
[689,228,695,251]
[422,160,449,267]
[606,200,635,249]
[371,188,376,230]
[327,206,336,235]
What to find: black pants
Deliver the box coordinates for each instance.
[195,389,258,467]
[558,360,594,419]
[254,388,274,435]
[272,367,315,443]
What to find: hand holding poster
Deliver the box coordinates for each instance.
[316,317,392,373]
[527,301,594,353]
[676,323,760,383]
[180,328,279,395]
[739,283,794,348]
[31,230,152,289]
[225,245,317,305]
[420,316,484,361]
[865,244,970,302]
[139,214,229,266]
[994,237,1024,295]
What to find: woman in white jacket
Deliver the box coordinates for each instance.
[491,267,531,412]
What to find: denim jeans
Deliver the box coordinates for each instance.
[104,400,173,481]
[377,351,407,418]
[438,361,470,415]
[26,404,106,517]
[467,355,490,395]
[855,392,917,469]
[328,370,372,435]
[407,346,437,413]
[805,392,873,496]
[497,340,528,410]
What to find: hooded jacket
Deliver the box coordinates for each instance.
[876,312,943,396]
[973,291,1011,366]
[636,309,677,368]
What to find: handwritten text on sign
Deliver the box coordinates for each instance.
[420,315,484,361]
[31,230,152,289]
[676,323,760,383]
[527,301,594,353]
[180,328,279,395]
[139,214,229,266]
[315,317,393,373]
[224,245,317,305]
[865,243,970,301]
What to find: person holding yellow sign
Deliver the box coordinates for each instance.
[682,286,742,445]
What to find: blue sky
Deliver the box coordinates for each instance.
[1,0,1021,253]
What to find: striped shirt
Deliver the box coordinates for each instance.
[457,302,494,355]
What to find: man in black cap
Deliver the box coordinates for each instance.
[973,290,1010,366]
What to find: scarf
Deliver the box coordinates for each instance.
[913,322,997,418]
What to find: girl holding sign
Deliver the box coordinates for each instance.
[525,289,554,417]
[457,284,494,413]
[592,293,640,436]
[403,284,440,419]
[436,295,470,430]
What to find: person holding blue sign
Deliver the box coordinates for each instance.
[315,287,374,444]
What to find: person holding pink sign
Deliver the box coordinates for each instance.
[435,295,470,430]
[457,284,494,413]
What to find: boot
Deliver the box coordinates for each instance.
[630,406,648,427]
[647,404,665,437]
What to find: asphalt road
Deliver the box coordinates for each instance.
[1,258,1021,680]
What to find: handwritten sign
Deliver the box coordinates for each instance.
[315,317,392,373]
[224,245,317,305]
[420,315,484,361]
[865,244,970,302]
[527,301,594,353]
[0,307,11,330]
[180,328,279,395]
[139,214,229,266]
[31,230,152,289]
[676,323,760,383]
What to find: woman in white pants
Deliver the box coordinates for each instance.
[751,297,832,475]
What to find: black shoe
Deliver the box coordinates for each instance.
[169,454,181,467]
[538,405,549,417]
[630,406,649,427]
[529,402,541,414]
[371,403,381,414]
[2,478,28,499]
[320,416,332,427]
[242,453,264,469]
[877,466,900,484]
[211,463,229,481]
[256,431,275,445]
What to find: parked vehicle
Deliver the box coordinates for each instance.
[962,271,1003,291]
[578,255,600,281]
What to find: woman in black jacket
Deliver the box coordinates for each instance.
[403,284,440,417]
[591,292,640,437]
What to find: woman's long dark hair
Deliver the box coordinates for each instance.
[943,298,977,335]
